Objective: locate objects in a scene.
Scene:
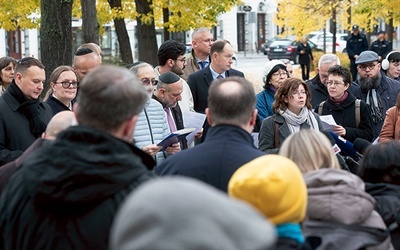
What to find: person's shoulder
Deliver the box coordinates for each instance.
[155,147,199,175]
[229,68,244,76]
[188,68,206,80]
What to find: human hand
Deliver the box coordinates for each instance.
[166,143,181,154]
[331,125,346,137]
[142,144,163,156]
[194,128,203,139]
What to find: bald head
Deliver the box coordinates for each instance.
[73,52,101,81]
[207,77,256,129]
[42,111,77,140]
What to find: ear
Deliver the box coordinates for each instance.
[249,109,258,126]
[205,108,213,125]
[283,95,289,103]
[123,115,138,142]
[167,59,175,68]
[14,72,23,85]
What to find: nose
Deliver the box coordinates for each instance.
[177,94,182,102]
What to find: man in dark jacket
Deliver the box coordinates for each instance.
[0,57,53,165]
[155,76,264,192]
[370,30,392,62]
[0,65,154,250]
[346,25,369,81]
[352,50,400,139]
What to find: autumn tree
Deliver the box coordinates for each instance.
[81,0,100,44]
[40,0,73,96]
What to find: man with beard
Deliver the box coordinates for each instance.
[353,50,400,139]
[154,40,194,113]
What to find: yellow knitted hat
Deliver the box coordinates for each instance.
[228,155,307,225]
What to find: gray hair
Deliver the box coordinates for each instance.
[129,62,153,76]
[192,27,211,39]
[76,65,148,132]
[318,54,340,68]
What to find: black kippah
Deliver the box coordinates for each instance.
[75,48,94,56]
[159,72,180,84]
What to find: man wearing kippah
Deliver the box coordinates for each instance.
[352,50,400,140]
[152,71,188,149]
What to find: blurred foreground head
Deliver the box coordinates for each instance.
[110,177,276,250]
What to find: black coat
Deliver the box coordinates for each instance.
[370,39,392,59]
[155,125,264,192]
[0,91,53,165]
[0,126,154,250]
[365,183,400,250]
[297,43,313,65]
[346,33,368,59]
[316,91,374,142]
[45,95,74,114]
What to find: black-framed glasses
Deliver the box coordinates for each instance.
[55,81,79,89]
[357,63,378,71]
[141,78,158,86]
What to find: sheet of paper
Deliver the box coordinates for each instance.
[319,115,337,130]
[182,111,207,145]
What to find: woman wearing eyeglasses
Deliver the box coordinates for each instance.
[316,65,373,143]
[45,66,78,114]
[259,78,324,154]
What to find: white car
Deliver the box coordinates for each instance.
[309,32,348,53]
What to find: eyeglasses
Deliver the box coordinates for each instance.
[141,78,158,86]
[357,63,378,71]
[291,90,308,97]
[54,81,79,89]
[326,80,345,87]
[176,58,186,63]
[272,71,288,77]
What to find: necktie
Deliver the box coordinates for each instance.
[217,74,224,79]
[198,61,207,69]
[164,108,177,132]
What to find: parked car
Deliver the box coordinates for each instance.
[309,32,348,53]
[260,37,280,55]
[267,39,321,64]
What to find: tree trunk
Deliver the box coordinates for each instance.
[387,18,394,43]
[332,7,337,54]
[135,0,158,66]
[108,0,133,66]
[163,8,170,41]
[40,0,73,98]
[81,0,99,44]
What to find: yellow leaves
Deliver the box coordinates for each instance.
[0,0,40,30]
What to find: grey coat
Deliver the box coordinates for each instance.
[258,112,324,154]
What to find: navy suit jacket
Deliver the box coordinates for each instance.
[187,66,245,114]
[155,125,264,192]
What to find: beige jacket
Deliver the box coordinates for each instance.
[378,106,400,143]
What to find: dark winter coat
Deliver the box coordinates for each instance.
[0,126,154,250]
[297,42,313,65]
[155,125,264,192]
[45,95,74,114]
[0,90,53,165]
[366,183,400,250]
[346,33,369,60]
[315,91,374,142]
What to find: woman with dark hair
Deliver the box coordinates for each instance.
[379,93,400,142]
[316,65,373,143]
[258,78,323,154]
[256,60,288,122]
[0,56,17,95]
[297,37,313,81]
[381,51,400,81]
[359,141,400,249]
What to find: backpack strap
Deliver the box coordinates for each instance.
[317,101,326,115]
[355,99,361,127]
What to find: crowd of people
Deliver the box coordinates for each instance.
[0,25,400,249]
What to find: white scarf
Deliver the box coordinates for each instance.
[279,107,320,134]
